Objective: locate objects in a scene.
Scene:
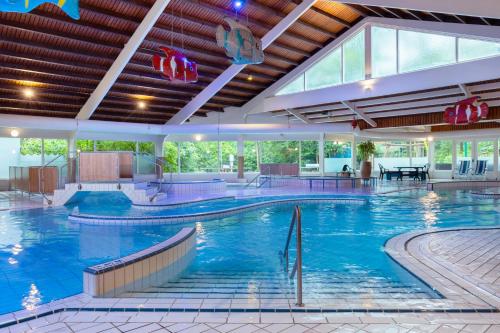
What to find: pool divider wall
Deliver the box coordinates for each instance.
[83,227,196,298]
[427,180,500,191]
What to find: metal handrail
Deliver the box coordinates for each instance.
[280,205,303,306]
[245,173,261,188]
[38,154,65,205]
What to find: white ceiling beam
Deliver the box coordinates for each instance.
[334,0,500,19]
[76,0,173,120]
[341,101,377,127]
[459,84,472,97]
[287,109,313,124]
[262,56,500,113]
[165,0,318,126]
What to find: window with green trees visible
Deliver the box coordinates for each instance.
[372,26,397,78]
[300,141,319,172]
[163,141,179,173]
[77,140,94,152]
[399,30,455,73]
[244,142,259,172]
[343,30,365,83]
[305,48,342,90]
[260,141,299,164]
[220,142,237,173]
[138,142,155,154]
[325,141,352,172]
[179,141,219,173]
[96,140,136,152]
[434,140,452,170]
[477,141,494,171]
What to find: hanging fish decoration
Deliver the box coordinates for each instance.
[0,0,80,19]
[443,96,489,125]
[216,18,264,65]
[152,47,198,84]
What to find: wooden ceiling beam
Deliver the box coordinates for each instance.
[181,0,325,49]
[80,2,310,57]
[248,0,337,38]
[291,0,352,28]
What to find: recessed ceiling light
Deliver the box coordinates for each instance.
[10,129,19,138]
[138,101,147,109]
[247,75,253,81]
[194,134,202,141]
[23,88,34,98]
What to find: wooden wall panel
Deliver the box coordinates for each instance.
[79,153,120,182]
[118,153,133,178]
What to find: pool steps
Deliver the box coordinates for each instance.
[122,271,436,300]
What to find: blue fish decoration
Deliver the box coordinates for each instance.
[0,0,80,19]
[216,18,264,65]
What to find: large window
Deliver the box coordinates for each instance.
[179,141,219,173]
[276,75,304,96]
[458,38,500,62]
[305,48,342,90]
[343,30,365,83]
[456,141,472,165]
[372,26,397,78]
[477,141,495,171]
[399,30,456,73]
[77,140,94,152]
[324,141,352,173]
[277,26,500,96]
[434,140,452,170]
[260,141,299,164]
[96,140,136,152]
[0,138,22,178]
[163,141,179,173]
[220,141,237,173]
[244,142,259,172]
[374,141,410,170]
[411,141,428,166]
[300,141,319,173]
[138,142,155,154]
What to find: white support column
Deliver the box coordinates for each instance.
[76,0,173,120]
[166,0,318,126]
[68,132,77,158]
[429,140,436,172]
[494,140,499,180]
[319,133,325,176]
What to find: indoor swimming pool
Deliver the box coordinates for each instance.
[0,190,498,314]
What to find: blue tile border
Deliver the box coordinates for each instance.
[132,196,236,210]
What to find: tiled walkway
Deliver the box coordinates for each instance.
[3,228,500,332]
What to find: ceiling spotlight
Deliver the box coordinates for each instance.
[247,75,253,81]
[10,129,19,138]
[137,101,147,109]
[23,88,34,99]
[194,134,202,141]
[234,0,243,9]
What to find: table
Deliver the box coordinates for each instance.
[396,166,425,181]
[301,177,377,189]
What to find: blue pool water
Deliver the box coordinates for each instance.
[0,190,499,314]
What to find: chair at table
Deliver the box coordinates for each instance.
[470,160,488,180]
[421,163,431,181]
[453,160,472,179]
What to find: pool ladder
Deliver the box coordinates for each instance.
[280,205,303,307]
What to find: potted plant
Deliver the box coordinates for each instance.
[357,141,376,179]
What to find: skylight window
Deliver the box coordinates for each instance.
[371,26,397,78]
[276,74,304,95]
[458,37,500,62]
[305,48,342,90]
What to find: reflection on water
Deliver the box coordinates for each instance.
[22,284,42,311]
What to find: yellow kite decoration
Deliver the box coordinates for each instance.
[0,0,79,19]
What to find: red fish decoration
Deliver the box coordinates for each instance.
[152,47,198,83]
[443,96,488,125]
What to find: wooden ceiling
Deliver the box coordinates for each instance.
[0,1,498,125]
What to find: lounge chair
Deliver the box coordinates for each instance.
[421,163,431,181]
[453,160,472,179]
[470,160,488,180]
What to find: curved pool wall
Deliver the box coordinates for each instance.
[0,189,499,315]
[151,179,226,196]
[84,228,196,298]
[69,197,366,225]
